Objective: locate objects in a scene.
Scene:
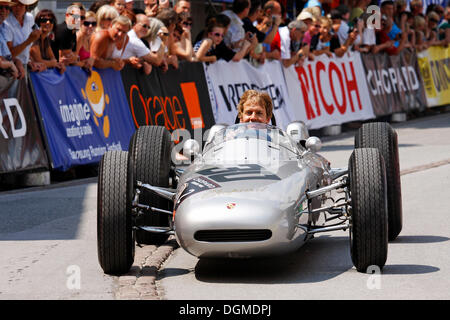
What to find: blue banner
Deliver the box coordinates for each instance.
[30,67,135,171]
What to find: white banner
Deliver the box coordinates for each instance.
[286,51,375,130]
[204,60,296,129]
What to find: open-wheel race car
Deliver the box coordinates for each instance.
[97,121,402,275]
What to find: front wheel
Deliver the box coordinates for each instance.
[355,122,402,241]
[349,148,388,273]
[97,151,135,275]
[128,126,173,245]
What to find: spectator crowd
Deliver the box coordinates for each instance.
[0,0,449,79]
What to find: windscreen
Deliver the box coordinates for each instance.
[204,123,299,157]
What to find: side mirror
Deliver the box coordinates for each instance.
[286,121,310,144]
[305,136,322,153]
[183,139,200,158]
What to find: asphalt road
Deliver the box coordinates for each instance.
[0,112,449,300]
[0,180,114,299]
[158,112,450,300]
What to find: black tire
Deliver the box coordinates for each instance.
[349,148,388,273]
[128,126,172,245]
[97,151,135,275]
[355,122,402,241]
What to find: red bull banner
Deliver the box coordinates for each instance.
[30,67,135,171]
[0,76,48,174]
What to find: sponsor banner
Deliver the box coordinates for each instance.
[0,76,49,174]
[120,62,215,136]
[417,46,450,108]
[290,51,375,130]
[30,67,135,171]
[204,59,296,129]
[360,49,427,116]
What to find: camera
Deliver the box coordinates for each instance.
[32,23,39,31]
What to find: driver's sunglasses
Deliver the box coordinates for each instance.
[182,21,192,27]
[70,13,81,20]
[139,22,150,29]
[0,5,10,10]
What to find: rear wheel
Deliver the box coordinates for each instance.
[97,151,135,275]
[349,148,388,273]
[355,122,402,241]
[128,126,173,245]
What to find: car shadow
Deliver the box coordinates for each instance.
[192,235,353,284]
[187,234,441,284]
[391,235,449,244]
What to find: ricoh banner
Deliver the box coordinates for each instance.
[204,60,296,129]
[360,49,427,116]
[0,76,48,174]
[417,46,450,108]
[30,67,135,171]
[288,51,375,130]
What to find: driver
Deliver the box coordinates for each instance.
[238,90,273,124]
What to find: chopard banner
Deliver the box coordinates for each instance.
[0,76,48,174]
[360,49,427,116]
[204,59,296,130]
[417,46,450,108]
[120,62,215,136]
[30,67,135,171]
[288,51,375,130]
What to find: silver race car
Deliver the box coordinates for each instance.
[97,121,402,274]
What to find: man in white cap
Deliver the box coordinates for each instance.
[3,0,43,78]
[297,10,313,28]
[125,0,134,11]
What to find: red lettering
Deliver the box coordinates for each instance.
[307,64,321,116]
[127,86,191,132]
[296,66,315,120]
[163,97,177,130]
[316,61,334,115]
[342,61,362,111]
[172,96,185,129]
[152,96,165,126]
[129,85,148,128]
[329,62,346,115]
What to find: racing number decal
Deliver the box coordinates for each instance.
[174,176,220,211]
[196,164,281,182]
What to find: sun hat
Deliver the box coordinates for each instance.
[297,11,313,21]
[0,0,16,5]
[17,0,38,5]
